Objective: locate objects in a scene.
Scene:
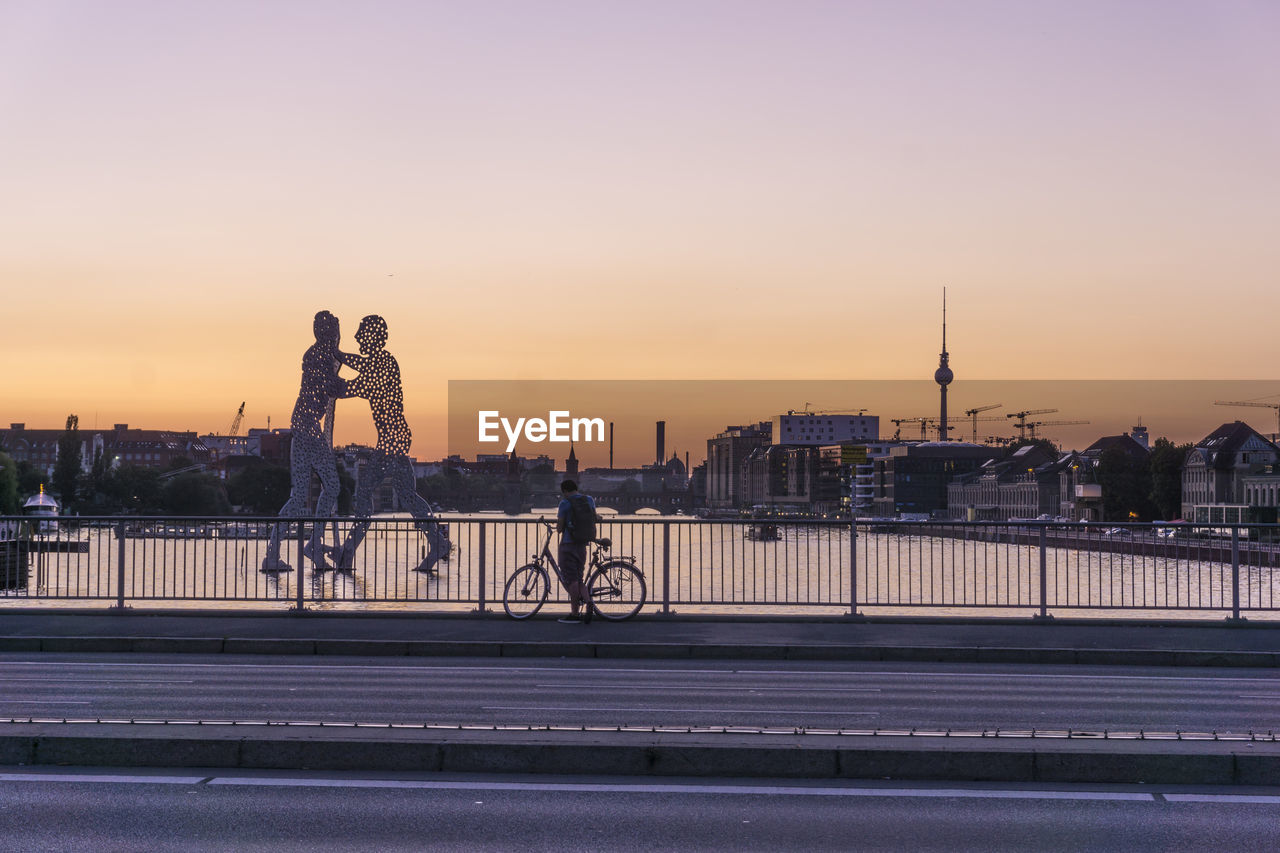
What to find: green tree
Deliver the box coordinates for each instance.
[104,465,164,514]
[1096,446,1154,521]
[83,447,111,508]
[165,455,195,472]
[16,460,46,498]
[227,462,292,514]
[161,473,231,515]
[419,473,451,507]
[0,451,19,514]
[1148,438,1191,520]
[52,414,81,508]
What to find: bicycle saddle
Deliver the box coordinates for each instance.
[595,537,612,550]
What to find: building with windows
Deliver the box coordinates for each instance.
[1242,473,1280,516]
[705,422,772,509]
[946,444,1066,521]
[1181,421,1280,519]
[839,441,900,515]
[0,423,211,476]
[871,442,1000,518]
[771,413,879,446]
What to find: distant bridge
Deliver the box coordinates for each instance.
[526,489,688,515]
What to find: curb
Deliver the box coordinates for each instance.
[3,726,1279,785]
[1,635,1277,667]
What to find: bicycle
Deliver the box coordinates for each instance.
[502,520,647,620]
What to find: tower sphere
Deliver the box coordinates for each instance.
[934,366,953,386]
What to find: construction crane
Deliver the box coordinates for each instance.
[925,418,957,440]
[963,403,1003,442]
[963,417,1008,443]
[1006,408,1058,439]
[1214,399,1280,439]
[1025,419,1089,440]
[890,417,930,441]
[226,401,245,437]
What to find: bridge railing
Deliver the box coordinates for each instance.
[3,515,1279,620]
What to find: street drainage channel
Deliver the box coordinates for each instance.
[0,718,1277,742]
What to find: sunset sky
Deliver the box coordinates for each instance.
[3,1,1278,462]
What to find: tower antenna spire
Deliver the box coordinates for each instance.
[934,287,953,441]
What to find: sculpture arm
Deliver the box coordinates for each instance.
[327,374,352,399]
[335,350,366,370]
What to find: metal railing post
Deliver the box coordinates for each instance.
[476,521,487,615]
[662,521,671,615]
[1231,526,1241,620]
[295,520,306,612]
[115,519,127,610]
[1037,525,1049,619]
[850,516,859,616]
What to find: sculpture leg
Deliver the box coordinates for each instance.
[391,457,450,574]
[304,454,342,571]
[263,462,308,573]
[336,452,386,570]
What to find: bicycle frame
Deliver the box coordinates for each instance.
[504,519,647,620]
[531,520,592,591]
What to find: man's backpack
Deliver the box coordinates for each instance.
[565,494,597,544]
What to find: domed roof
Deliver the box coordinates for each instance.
[24,489,58,510]
[665,454,686,476]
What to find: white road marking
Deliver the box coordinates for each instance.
[481,705,878,715]
[0,662,740,675]
[203,778,1147,800]
[534,684,882,692]
[732,669,1280,685]
[0,773,205,784]
[1165,794,1280,804]
[0,678,195,684]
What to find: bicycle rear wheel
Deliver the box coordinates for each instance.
[587,561,646,621]
[503,564,550,619]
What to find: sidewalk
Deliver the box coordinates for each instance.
[2,610,1279,667]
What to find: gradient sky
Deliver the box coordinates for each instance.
[3,1,1278,460]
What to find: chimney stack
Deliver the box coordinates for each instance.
[656,421,666,466]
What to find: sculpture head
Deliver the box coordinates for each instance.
[356,314,388,354]
[313,310,339,345]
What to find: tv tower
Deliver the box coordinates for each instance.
[934,288,953,441]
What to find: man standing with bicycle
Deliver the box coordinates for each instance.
[556,479,597,624]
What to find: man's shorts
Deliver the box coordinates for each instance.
[558,541,588,585]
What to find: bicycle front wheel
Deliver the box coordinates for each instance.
[503,564,550,619]
[587,561,647,621]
